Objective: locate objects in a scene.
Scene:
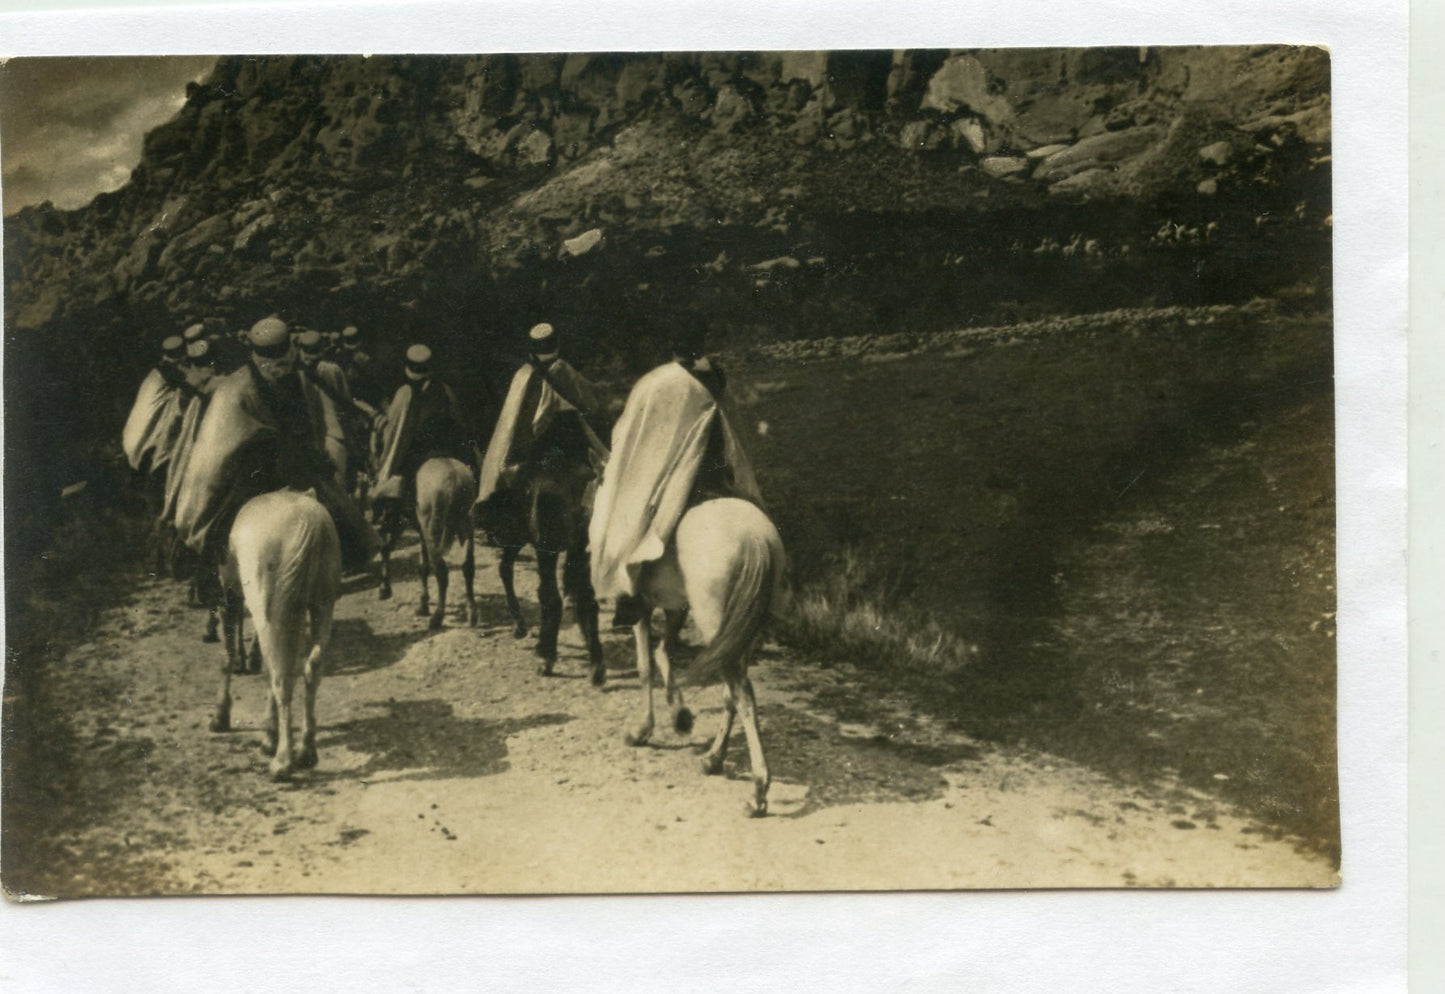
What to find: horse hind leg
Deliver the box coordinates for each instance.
[209,590,240,733]
[377,512,394,600]
[296,606,333,771]
[462,534,479,627]
[499,546,527,638]
[624,612,657,747]
[534,551,562,675]
[416,526,433,620]
[701,680,737,776]
[657,609,693,734]
[563,546,605,687]
[429,541,448,631]
[735,671,770,817]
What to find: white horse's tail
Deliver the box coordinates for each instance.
[234,490,341,672]
[681,527,779,688]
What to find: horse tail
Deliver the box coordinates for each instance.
[417,459,474,561]
[259,497,339,664]
[682,530,778,688]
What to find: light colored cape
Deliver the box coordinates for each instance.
[173,366,327,556]
[475,357,602,507]
[373,378,466,495]
[121,367,185,473]
[588,361,761,599]
[160,367,217,523]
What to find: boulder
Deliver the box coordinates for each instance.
[950,117,988,154]
[233,213,276,256]
[898,119,944,151]
[980,156,1028,178]
[516,128,555,167]
[1197,140,1234,167]
[561,228,605,258]
[712,85,756,134]
[922,55,1014,126]
[1033,125,1164,182]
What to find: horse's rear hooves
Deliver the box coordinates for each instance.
[415,604,431,618]
[512,625,528,639]
[378,588,392,601]
[536,662,554,677]
[269,765,293,782]
[209,713,230,734]
[674,708,695,735]
[700,756,724,776]
[202,631,220,644]
[295,746,318,770]
[624,730,650,748]
[590,667,606,689]
[428,615,445,631]
[747,803,768,819]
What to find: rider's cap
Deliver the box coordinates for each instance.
[405,344,433,381]
[528,322,557,352]
[297,330,326,355]
[248,317,292,358]
[341,325,361,348]
[182,322,205,342]
[162,336,186,361]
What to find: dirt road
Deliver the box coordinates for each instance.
[6,530,1335,899]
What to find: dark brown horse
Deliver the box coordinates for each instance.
[475,410,605,685]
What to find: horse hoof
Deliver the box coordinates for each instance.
[378,587,392,601]
[415,604,431,618]
[202,631,220,644]
[260,738,278,758]
[209,713,230,734]
[512,625,527,639]
[230,662,249,676]
[536,662,554,677]
[468,610,479,628]
[590,667,606,689]
[700,756,724,776]
[624,729,650,748]
[269,763,292,782]
[747,802,768,819]
[674,708,695,735]
[428,614,445,631]
[295,746,318,770]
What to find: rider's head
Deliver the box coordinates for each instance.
[296,330,327,368]
[248,316,295,382]
[404,344,433,384]
[527,322,559,363]
[161,335,186,365]
[670,315,707,365]
[185,339,212,367]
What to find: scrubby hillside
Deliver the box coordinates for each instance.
[3,47,1331,532]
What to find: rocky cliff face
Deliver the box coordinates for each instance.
[3,47,1331,500]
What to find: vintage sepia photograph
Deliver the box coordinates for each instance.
[1,47,1338,897]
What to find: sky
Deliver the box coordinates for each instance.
[0,55,217,216]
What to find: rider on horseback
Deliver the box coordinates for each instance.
[474,322,606,532]
[372,343,476,509]
[173,316,379,579]
[589,317,765,627]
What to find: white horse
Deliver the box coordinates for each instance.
[209,488,341,781]
[624,498,788,816]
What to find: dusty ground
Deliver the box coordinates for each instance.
[5,528,1335,899]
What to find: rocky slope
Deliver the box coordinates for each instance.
[3,47,1331,506]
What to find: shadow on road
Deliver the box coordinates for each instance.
[705,703,980,819]
[318,698,571,783]
[325,618,433,676]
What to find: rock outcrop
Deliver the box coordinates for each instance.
[3,46,1332,501]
